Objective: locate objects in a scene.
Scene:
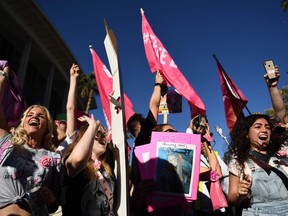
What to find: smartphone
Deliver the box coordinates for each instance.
[263,60,276,79]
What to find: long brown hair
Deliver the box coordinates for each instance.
[62,124,112,178]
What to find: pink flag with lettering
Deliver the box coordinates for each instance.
[90,48,135,133]
[215,59,248,132]
[141,10,206,117]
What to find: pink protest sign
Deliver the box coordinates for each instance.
[134,132,201,212]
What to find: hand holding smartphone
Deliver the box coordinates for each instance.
[263,59,276,79]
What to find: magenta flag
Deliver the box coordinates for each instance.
[215,58,248,132]
[90,48,135,132]
[1,60,27,128]
[141,9,206,117]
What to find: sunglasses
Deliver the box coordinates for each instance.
[95,130,108,138]
[59,120,67,125]
[53,120,67,125]
[163,129,177,132]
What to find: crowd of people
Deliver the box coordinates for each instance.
[0,60,287,216]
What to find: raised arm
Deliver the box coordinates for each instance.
[265,66,287,123]
[66,115,100,177]
[66,63,80,136]
[0,62,10,137]
[55,64,80,154]
[201,141,223,177]
[147,70,164,123]
[200,125,223,178]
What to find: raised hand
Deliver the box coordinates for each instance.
[70,63,81,79]
[77,114,101,131]
[264,65,280,88]
[155,69,164,84]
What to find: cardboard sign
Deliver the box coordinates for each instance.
[158,90,182,115]
[167,90,182,113]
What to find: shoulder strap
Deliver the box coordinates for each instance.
[246,158,255,172]
[97,170,113,212]
[249,154,288,191]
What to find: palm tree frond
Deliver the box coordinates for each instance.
[78,71,99,113]
[282,0,288,11]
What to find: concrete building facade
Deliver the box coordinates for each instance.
[0,0,92,118]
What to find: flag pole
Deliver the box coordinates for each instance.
[104,20,130,216]
[163,113,168,124]
[212,54,251,115]
[214,125,229,145]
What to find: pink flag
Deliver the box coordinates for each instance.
[215,56,248,132]
[123,94,135,121]
[90,48,135,133]
[141,9,206,117]
[1,60,27,128]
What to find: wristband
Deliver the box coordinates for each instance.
[154,83,161,87]
[160,83,168,96]
[154,83,168,96]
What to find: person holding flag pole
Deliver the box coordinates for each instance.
[130,8,207,216]
[141,8,206,118]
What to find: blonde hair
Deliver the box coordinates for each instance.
[62,124,112,178]
[11,105,54,151]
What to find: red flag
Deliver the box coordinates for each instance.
[141,9,206,117]
[215,58,248,132]
[90,48,135,133]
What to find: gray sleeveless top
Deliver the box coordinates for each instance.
[0,133,61,216]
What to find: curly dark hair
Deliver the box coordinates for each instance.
[226,114,282,171]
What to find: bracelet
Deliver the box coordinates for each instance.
[0,70,7,77]
[154,83,168,96]
[154,83,161,87]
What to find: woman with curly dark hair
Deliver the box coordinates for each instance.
[227,113,288,215]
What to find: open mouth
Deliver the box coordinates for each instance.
[28,119,39,126]
[259,135,268,141]
[99,141,106,145]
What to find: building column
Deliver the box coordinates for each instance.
[18,37,32,88]
[44,63,54,107]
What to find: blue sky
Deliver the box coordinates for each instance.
[36,0,288,157]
